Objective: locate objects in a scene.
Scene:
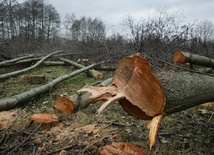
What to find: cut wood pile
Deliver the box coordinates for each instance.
[0,50,213,154]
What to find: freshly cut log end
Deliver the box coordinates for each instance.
[173,50,186,63]
[30,114,58,123]
[173,51,214,68]
[53,97,74,114]
[113,54,166,117]
[90,69,103,80]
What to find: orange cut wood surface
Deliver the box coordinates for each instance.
[98,142,148,155]
[30,113,58,123]
[147,114,163,150]
[53,96,74,114]
[173,50,186,63]
[119,98,152,120]
[113,54,165,117]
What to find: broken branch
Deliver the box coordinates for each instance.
[0,50,64,80]
[0,62,100,111]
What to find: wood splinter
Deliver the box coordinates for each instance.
[96,92,124,116]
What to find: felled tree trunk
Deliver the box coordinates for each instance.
[173,50,214,68]
[58,57,103,80]
[59,56,214,116]
[0,63,99,111]
[0,50,64,80]
[0,54,36,67]
[54,54,214,149]
[156,71,214,114]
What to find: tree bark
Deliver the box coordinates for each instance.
[0,54,36,67]
[173,51,214,68]
[58,57,103,80]
[156,71,214,114]
[52,54,214,149]
[42,61,66,66]
[0,50,63,80]
[60,60,214,117]
[0,63,100,111]
[64,78,113,111]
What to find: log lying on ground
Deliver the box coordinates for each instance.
[0,54,36,67]
[0,50,64,81]
[42,61,66,66]
[55,54,214,149]
[58,57,103,80]
[0,62,101,111]
[54,78,113,113]
[173,50,214,68]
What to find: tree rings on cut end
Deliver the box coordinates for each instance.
[113,54,165,118]
[53,96,74,114]
[173,50,186,63]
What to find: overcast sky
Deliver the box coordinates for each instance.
[17,0,214,34]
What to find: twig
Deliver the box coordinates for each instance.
[44,144,75,155]
[145,55,214,77]
[7,122,43,155]
[208,112,213,123]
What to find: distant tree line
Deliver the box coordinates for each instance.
[0,0,213,68]
[123,11,214,67]
[0,0,60,41]
[63,13,106,44]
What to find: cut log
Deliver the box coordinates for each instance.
[0,50,64,81]
[20,74,45,84]
[156,71,214,114]
[55,53,214,149]
[173,50,214,68]
[54,78,113,112]
[58,57,103,80]
[0,54,36,67]
[57,54,214,116]
[42,61,66,66]
[0,63,101,111]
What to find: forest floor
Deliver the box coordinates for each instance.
[0,65,213,155]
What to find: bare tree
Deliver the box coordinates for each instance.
[63,14,106,43]
[123,10,195,67]
[194,20,214,56]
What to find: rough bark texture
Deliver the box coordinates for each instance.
[0,50,64,80]
[58,57,103,80]
[173,51,214,68]
[64,78,113,111]
[0,54,36,67]
[156,71,214,114]
[0,63,98,111]
[58,68,214,118]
